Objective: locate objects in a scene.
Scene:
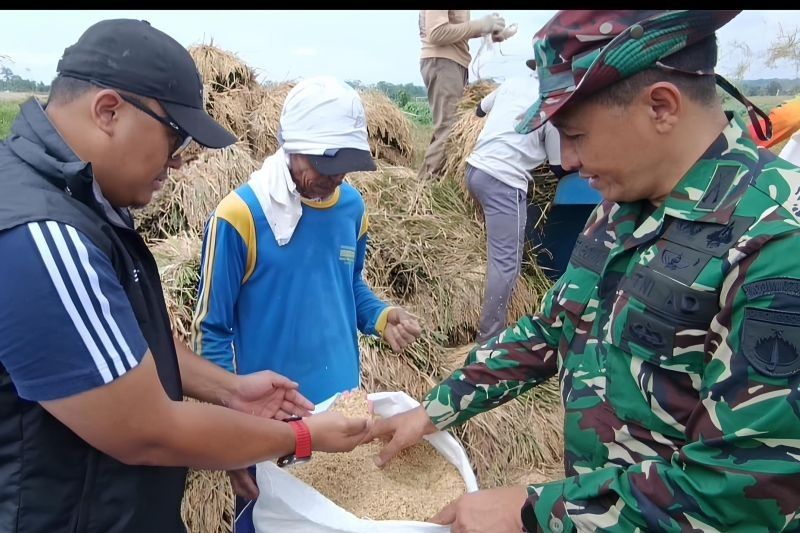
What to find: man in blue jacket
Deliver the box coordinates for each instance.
[192,75,422,531]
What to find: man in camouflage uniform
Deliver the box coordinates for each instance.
[368,10,800,532]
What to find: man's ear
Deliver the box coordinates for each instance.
[644,82,681,134]
[90,89,124,136]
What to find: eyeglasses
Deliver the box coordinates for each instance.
[92,81,193,159]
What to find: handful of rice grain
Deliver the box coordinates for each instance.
[288,390,467,521]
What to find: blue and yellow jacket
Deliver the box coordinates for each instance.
[191,182,390,403]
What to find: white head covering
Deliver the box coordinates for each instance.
[279,76,371,155]
[247,76,374,246]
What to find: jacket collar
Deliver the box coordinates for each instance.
[6,98,132,229]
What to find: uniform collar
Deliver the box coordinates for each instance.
[604,112,759,251]
[663,112,758,225]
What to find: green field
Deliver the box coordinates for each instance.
[0,101,20,140]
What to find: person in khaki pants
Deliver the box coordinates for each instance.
[417,10,512,180]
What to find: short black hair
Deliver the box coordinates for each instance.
[47,75,98,106]
[589,35,720,108]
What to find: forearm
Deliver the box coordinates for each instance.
[137,399,295,470]
[423,313,558,430]
[42,353,297,471]
[175,336,238,407]
[354,234,391,336]
[428,21,484,45]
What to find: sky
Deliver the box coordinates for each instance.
[3,10,800,87]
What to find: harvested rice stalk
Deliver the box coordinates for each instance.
[181,468,234,533]
[350,167,552,345]
[358,89,414,167]
[457,80,498,113]
[189,43,257,92]
[150,234,201,342]
[205,87,261,143]
[180,399,235,533]
[247,82,295,161]
[439,111,487,208]
[134,142,258,243]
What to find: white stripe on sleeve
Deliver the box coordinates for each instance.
[27,222,114,384]
[43,221,128,376]
[65,225,139,369]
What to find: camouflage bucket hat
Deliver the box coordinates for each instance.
[515,10,772,141]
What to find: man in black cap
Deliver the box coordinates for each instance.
[0,19,370,533]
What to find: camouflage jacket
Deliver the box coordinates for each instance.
[424,115,800,532]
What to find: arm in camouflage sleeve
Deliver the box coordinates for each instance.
[422,285,564,430]
[522,234,800,533]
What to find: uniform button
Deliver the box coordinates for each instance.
[550,517,564,532]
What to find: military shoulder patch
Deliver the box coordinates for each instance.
[743,278,800,301]
[741,307,800,377]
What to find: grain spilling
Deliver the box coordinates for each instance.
[288,391,467,521]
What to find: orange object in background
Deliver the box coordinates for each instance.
[749,96,800,148]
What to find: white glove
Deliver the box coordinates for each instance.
[492,23,518,42]
[477,13,505,35]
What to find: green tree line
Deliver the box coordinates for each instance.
[0,66,50,93]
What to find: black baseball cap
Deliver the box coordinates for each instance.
[57,18,236,149]
[307,148,377,176]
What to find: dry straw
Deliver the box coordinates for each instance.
[134,142,259,242]
[440,81,497,190]
[358,89,414,167]
[206,88,262,143]
[247,82,295,161]
[349,166,552,346]
[150,233,202,342]
[189,43,257,92]
[181,454,236,533]
[175,400,237,533]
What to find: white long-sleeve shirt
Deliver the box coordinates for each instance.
[466,75,561,191]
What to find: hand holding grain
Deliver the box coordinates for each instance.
[368,405,437,467]
[305,410,371,453]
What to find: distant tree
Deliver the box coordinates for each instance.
[0,65,49,93]
[1,66,14,82]
[742,83,758,97]
[345,79,364,90]
[396,90,410,107]
[374,81,426,103]
[766,79,783,96]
